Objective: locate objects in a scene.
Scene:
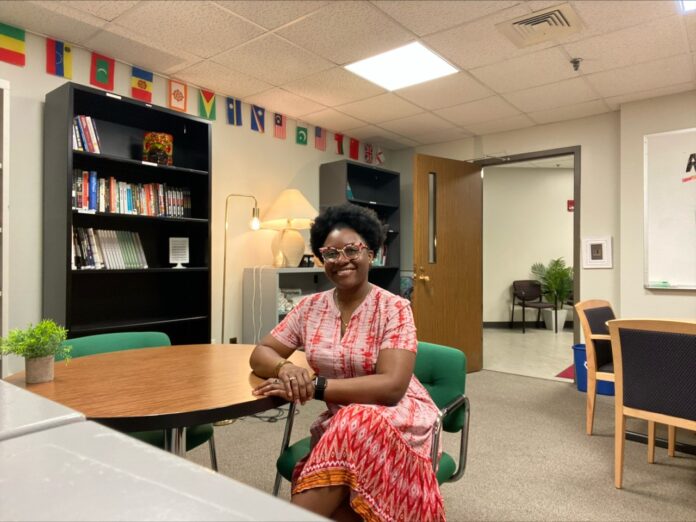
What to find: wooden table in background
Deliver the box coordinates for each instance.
[5,344,309,455]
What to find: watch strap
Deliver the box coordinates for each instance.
[313,375,327,401]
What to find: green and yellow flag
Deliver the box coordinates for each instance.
[199,89,216,120]
[0,23,26,66]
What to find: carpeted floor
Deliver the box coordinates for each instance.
[188,370,696,521]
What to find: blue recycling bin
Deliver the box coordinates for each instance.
[572,344,615,396]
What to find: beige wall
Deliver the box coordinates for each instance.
[619,90,696,317]
[483,166,574,322]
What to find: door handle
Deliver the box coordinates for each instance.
[417,274,430,282]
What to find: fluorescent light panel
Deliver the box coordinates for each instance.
[344,42,458,91]
[682,0,696,11]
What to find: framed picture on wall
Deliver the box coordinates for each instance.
[582,236,612,269]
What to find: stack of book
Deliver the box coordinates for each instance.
[72,170,191,217]
[72,227,148,270]
[73,115,101,153]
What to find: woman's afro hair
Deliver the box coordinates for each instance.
[310,203,386,258]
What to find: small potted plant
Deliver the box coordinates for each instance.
[531,257,574,331]
[0,320,70,383]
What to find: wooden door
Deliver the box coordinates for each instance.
[412,154,482,372]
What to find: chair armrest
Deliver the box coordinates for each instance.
[430,394,470,483]
[590,334,611,341]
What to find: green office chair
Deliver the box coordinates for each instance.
[272,341,470,495]
[58,331,218,470]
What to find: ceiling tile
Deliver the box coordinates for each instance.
[502,77,598,113]
[372,0,517,37]
[528,99,612,125]
[379,112,457,137]
[214,1,328,30]
[585,54,695,98]
[463,114,536,136]
[434,96,521,126]
[562,16,689,74]
[276,1,413,64]
[282,67,385,106]
[3,1,105,44]
[407,128,473,145]
[604,81,696,111]
[336,94,423,123]
[45,1,139,21]
[395,73,493,110]
[300,108,366,132]
[114,1,264,59]
[212,34,333,85]
[343,125,419,148]
[558,0,682,43]
[470,47,579,93]
[243,88,326,118]
[84,24,197,74]
[423,4,556,70]
[175,60,272,98]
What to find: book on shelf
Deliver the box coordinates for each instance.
[72,227,149,270]
[72,115,101,153]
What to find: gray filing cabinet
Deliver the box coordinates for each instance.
[242,267,332,344]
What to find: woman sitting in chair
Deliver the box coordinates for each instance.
[250,203,444,521]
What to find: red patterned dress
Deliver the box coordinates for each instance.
[271,285,445,522]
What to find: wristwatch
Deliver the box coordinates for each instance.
[313,376,327,401]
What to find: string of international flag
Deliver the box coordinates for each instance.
[0,21,385,165]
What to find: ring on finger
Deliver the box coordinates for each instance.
[288,376,297,381]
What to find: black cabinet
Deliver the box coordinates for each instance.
[43,83,211,344]
[319,160,400,294]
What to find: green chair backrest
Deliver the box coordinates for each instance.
[414,341,467,433]
[57,331,171,361]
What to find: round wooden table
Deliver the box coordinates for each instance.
[5,344,309,455]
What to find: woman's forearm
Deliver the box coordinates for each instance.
[322,373,409,406]
[249,343,289,378]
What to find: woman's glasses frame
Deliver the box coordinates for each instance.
[319,242,368,263]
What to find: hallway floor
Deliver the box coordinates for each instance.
[483,326,575,382]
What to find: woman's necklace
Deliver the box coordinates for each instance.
[333,292,350,329]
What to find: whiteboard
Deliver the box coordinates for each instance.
[643,128,696,290]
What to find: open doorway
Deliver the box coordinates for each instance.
[479,149,579,382]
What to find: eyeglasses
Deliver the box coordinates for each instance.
[319,243,367,263]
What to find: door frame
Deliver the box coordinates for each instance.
[476,146,581,343]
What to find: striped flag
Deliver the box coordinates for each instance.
[226,97,242,126]
[0,23,26,66]
[46,38,72,78]
[251,105,265,133]
[198,89,216,120]
[90,52,115,91]
[335,133,344,155]
[131,66,153,102]
[364,143,374,164]
[273,113,286,139]
[315,127,326,151]
[349,138,359,160]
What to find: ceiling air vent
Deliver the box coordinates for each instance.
[496,3,582,48]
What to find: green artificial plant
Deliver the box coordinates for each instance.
[0,319,71,360]
[530,257,573,310]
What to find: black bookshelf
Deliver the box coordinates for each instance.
[43,82,211,344]
[319,160,401,294]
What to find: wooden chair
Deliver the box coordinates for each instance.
[510,280,554,333]
[272,341,470,495]
[607,319,696,489]
[58,331,218,470]
[574,299,616,435]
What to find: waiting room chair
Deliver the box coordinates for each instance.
[272,341,470,496]
[607,319,695,489]
[57,331,218,470]
[510,280,554,333]
[574,300,616,435]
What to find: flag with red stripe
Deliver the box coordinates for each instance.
[273,113,286,139]
[349,137,359,160]
[46,38,72,78]
[0,23,25,67]
[335,133,344,155]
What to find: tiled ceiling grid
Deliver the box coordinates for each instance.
[2,0,695,149]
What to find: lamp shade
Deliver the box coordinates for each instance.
[261,189,318,230]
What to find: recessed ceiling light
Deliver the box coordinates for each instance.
[344,42,458,91]
[682,0,696,12]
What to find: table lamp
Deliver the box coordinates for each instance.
[261,189,318,268]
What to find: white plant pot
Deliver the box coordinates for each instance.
[25,355,54,384]
[542,309,568,332]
